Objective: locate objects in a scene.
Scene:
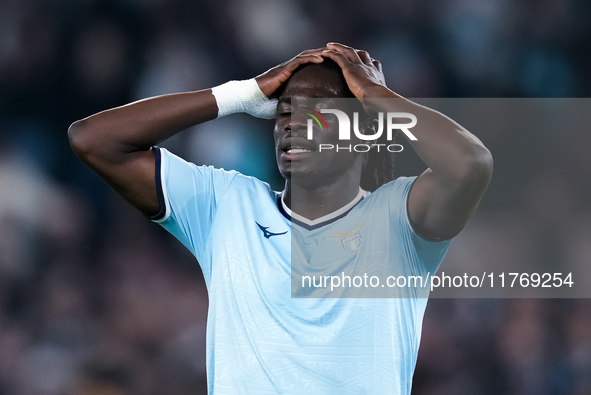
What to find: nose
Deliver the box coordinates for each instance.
[285,111,308,136]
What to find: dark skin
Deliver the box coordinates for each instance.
[275,65,368,220]
[69,43,492,240]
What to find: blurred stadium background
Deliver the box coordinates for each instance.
[1,0,590,393]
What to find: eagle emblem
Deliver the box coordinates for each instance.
[326,221,365,252]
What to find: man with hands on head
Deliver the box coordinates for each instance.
[69,43,492,394]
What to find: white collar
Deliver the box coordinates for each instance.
[281,187,369,227]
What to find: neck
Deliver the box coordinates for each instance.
[283,177,362,221]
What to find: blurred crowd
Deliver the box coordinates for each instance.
[0,0,590,393]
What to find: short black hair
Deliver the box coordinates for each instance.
[276,58,354,99]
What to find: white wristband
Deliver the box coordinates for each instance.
[211,79,277,119]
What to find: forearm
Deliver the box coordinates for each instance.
[66,50,322,216]
[319,42,492,238]
[367,87,493,182]
[68,89,218,160]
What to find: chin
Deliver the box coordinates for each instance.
[279,162,317,180]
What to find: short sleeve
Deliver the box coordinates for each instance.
[388,176,453,276]
[150,147,237,260]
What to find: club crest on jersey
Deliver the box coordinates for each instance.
[326,221,365,252]
[342,234,362,252]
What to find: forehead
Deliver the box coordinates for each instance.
[280,65,347,99]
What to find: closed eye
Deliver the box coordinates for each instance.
[277,103,293,116]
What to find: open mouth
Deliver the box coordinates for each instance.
[286,148,312,154]
[281,138,316,157]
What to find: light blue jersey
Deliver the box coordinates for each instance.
[152,147,452,394]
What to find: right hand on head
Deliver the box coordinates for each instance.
[220,49,325,120]
[254,48,326,99]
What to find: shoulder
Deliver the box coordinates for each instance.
[154,147,277,221]
[367,176,417,202]
[361,176,421,235]
[158,146,266,183]
[158,146,276,199]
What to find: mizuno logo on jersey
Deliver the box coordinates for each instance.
[326,221,365,252]
[255,222,288,239]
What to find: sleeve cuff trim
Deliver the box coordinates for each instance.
[147,146,171,222]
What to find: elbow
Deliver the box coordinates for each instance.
[68,119,87,157]
[68,119,98,161]
[459,145,494,189]
[474,145,493,181]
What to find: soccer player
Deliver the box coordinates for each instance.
[69,43,492,394]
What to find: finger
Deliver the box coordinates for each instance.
[357,50,372,65]
[256,52,325,97]
[326,42,361,63]
[281,53,324,75]
[300,47,327,55]
[289,53,324,66]
[296,48,327,61]
[293,53,325,66]
[321,49,353,70]
[372,59,382,73]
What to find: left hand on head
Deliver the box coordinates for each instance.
[321,42,389,100]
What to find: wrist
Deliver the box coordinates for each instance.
[362,84,397,99]
[211,79,276,119]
